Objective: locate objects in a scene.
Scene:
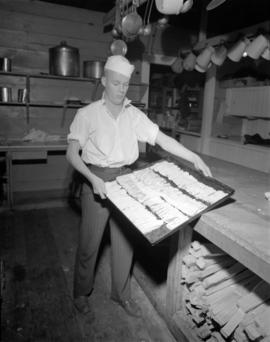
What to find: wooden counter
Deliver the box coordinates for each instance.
[194,155,270,284]
[134,151,270,342]
[0,140,67,152]
[0,140,68,208]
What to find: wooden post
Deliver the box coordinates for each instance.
[200,65,217,154]
[6,152,13,209]
[166,224,193,317]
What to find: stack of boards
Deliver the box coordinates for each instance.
[178,240,270,342]
[106,160,234,244]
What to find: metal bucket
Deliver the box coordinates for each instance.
[0,87,12,102]
[49,41,80,77]
[0,57,11,72]
[83,61,105,79]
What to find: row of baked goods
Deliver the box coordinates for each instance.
[106,160,230,236]
[106,181,164,234]
[151,161,227,204]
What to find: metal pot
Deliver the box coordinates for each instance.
[49,41,80,77]
[0,87,12,102]
[83,61,105,79]
[0,57,11,72]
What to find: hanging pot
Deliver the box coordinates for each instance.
[121,0,143,38]
[110,40,128,56]
[49,41,80,77]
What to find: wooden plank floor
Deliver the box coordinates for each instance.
[0,206,177,342]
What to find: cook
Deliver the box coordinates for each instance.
[66,55,212,318]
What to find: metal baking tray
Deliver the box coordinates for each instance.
[106,157,235,245]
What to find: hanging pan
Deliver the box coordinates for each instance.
[110,39,128,56]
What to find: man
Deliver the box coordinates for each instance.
[66,55,211,318]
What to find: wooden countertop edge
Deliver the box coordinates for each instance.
[195,212,270,284]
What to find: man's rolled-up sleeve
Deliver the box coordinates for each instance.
[134,110,159,146]
[67,110,89,148]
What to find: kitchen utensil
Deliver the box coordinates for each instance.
[227,38,250,62]
[195,62,212,73]
[262,46,270,60]
[140,0,154,36]
[18,88,27,103]
[110,39,128,56]
[155,0,183,15]
[121,0,143,38]
[0,87,12,102]
[211,45,227,66]
[246,34,269,59]
[121,24,138,41]
[183,51,196,71]
[83,61,105,79]
[171,56,183,74]
[0,57,11,72]
[206,0,226,11]
[180,0,193,13]
[196,46,215,70]
[49,41,80,77]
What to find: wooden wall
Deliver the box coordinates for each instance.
[0,0,133,194]
[0,0,113,73]
[0,0,197,196]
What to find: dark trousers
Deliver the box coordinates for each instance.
[73,165,133,301]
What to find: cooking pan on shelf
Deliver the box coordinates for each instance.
[83,60,105,79]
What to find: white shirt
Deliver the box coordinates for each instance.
[67,96,159,167]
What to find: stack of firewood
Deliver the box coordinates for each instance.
[180,240,270,342]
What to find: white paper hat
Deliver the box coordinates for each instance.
[104,55,134,78]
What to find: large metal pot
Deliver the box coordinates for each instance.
[49,41,80,77]
[83,61,105,79]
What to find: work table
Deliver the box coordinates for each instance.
[193,155,270,284]
[149,151,270,283]
[0,139,67,152]
[134,151,270,341]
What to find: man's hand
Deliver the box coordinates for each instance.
[155,131,212,177]
[90,174,107,199]
[192,154,212,177]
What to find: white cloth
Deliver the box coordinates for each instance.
[67,96,159,167]
[104,55,134,78]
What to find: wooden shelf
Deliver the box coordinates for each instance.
[0,71,97,82]
[0,71,148,86]
[0,101,27,106]
[0,101,84,108]
[0,101,146,109]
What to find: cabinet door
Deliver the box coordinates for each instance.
[225,86,270,118]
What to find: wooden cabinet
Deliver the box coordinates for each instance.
[225,86,270,118]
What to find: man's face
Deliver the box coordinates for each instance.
[102,70,130,105]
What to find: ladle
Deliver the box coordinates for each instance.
[142,0,154,36]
